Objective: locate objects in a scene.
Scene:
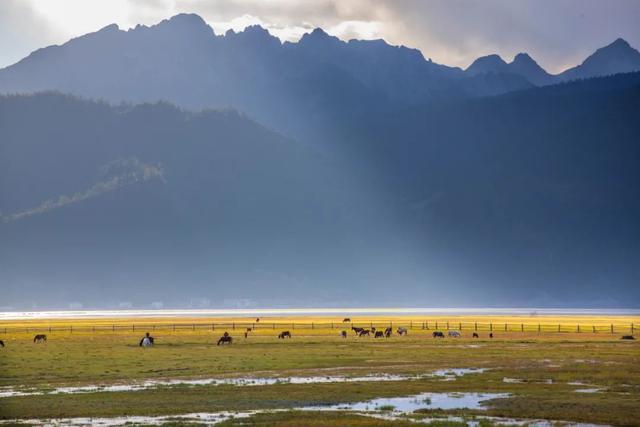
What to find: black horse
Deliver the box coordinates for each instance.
[358,329,370,337]
[340,330,347,338]
[0,340,4,347]
[432,331,445,338]
[352,326,364,335]
[33,334,47,343]
[218,332,232,345]
[472,332,479,338]
[278,331,292,339]
[384,327,392,338]
[621,335,635,340]
[374,331,384,338]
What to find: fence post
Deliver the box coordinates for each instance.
[577,324,580,333]
[504,323,507,332]
[558,324,561,333]
[331,322,334,329]
[538,324,540,334]
[521,323,524,332]
[192,324,195,331]
[632,323,634,334]
[611,324,614,334]
[593,325,596,333]
[475,322,477,331]
[173,324,175,332]
[70,325,73,334]
[446,321,449,330]
[233,323,235,330]
[459,322,462,330]
[490,322,492,332]
[410,321,413,329]
[273,323,275,330]
[435,321,438,329]
[312,322,314,330]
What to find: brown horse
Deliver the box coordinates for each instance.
[472,332,479,338]
[0,340,4,347]
[343,318,351,322]
[33,334,47,343]
[217,331,232,345]
[278,331,292,339]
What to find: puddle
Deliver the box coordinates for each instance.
[0,368,488,398]
[575,388,602,393]
[301,391,509,412]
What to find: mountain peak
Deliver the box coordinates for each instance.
[153,13,214,37]
[560,37,640,80]
[299,27,341,45]
[466,54,508,75]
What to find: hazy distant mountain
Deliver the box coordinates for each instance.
[2,73,640,308]
[558,38,640,81]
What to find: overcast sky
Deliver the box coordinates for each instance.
[1,0,639,73]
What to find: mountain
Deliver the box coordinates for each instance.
[0,14,531,139]
[559,38,640,81]
[2,73,640,308]
[466,53,553,86]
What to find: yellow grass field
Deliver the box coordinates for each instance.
[0,314,638,426]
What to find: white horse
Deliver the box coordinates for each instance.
[448,330,461,338]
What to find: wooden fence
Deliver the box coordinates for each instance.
[0,321,635,335]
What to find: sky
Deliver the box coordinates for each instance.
[1,0,639,72]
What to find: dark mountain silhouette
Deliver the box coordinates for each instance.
[2,73,640,308]
[558,38,640,81]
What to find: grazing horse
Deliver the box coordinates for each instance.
[278,331,292,339]
[358,329,370,337]
[489,333,494,338]
[343,318,351,322]
[341,330,347,338]
[472,332,479,338]
[352,326,364,335]
[397,327,408,336]
[256,318,260,323]
[384,327,392,338]
[374,331,384,338]
[621,335,635,340]
[0,340,4,347]
[448,331,461,338]
[139,332,155,347]
[433,331,445,338]
[33,334,47,343]
[218,332,232,345]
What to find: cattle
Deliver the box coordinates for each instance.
[397,327,408,336]
[433,331,445,338]
[621,335,636,340]
[448,331,461,338]
[139,332,155,347]
[218,332,232,345]
[472,332,479,338]
[278,331,292,339]
[341,330,347,338]
[33,334,47,343]
[374,331,384,338]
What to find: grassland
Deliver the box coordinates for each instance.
[0,315,638,426]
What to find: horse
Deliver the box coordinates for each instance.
[397,327,408,336]
[621,335,636,340]
[0,340,4,347]
[472,332,479,338]
[384,327,392,338]
[278,331,292,339]
[244,332,249,339]
[448,330,461,338]
[343,318,351,322]
[374,331,384,338]
[340,330,347,338]
[489,333,494,338]
[33,334,47,343]
[139,332,155,347]
[256,318,260,323]
[352,326,364,335]
[218,336,233,345]
[432,331,445,338]
[358,329,370,337]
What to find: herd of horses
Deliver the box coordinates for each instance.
[0,327,634,349]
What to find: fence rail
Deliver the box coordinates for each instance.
[0,321,635,335]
